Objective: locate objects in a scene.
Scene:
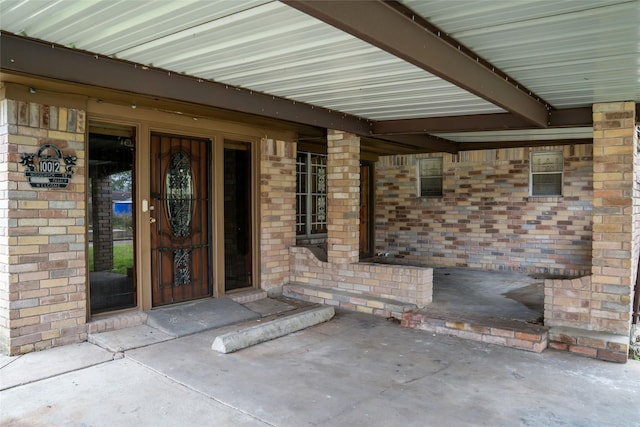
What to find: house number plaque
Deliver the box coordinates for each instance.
[20,144,77,189]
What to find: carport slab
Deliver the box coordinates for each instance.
[0,343,113,390]
[88,324,174,352]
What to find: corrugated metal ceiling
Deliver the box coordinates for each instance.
[1,0,638,144]
[402,0,640,108]
[0,0,503,120]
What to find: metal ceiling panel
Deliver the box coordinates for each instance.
[0,0,503,121]
[401,0,640,108]
[0,0,637,129]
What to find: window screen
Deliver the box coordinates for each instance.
[418,158,443,197]
[530,151,563,196]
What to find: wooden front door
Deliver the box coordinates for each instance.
[150,133,211,306]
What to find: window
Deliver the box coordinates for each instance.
[418,157,443,197]
[530,151,563,196]
[296,151,327,237]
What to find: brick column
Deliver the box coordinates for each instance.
[259,138,296,292]
[0,90,87,355]
[591,101,637,335]
[327,130,360,264]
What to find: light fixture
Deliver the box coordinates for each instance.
[29,87,36,94]
[131,103,137,109]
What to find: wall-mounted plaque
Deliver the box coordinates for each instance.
[20,144,77,189]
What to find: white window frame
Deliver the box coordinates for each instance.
[418,157,443,197]
[530,151,563,196]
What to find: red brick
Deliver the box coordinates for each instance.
[569,345,598,357]
[549,341,569,351]
[515,331,543,342]
[597,349,628,363]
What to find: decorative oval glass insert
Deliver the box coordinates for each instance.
[166,152,193,237]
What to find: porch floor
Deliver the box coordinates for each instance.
[430,267,544,323]
[403,267,548,353]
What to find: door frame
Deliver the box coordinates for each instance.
[88,101,266,312]
[359,160,375,258]
[213,138,260,297]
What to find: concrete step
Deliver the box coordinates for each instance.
[211,305,335,354]
[403,310,548,353]
[283,282,417,319]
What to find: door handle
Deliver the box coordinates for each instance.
[149,217,156,224]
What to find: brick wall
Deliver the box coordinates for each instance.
[289,245,432,310]
[590,102,636,335]
[91,175,113,271]
[327,130,360,264]
[0,94,87,355]
[375,145,593,276]
[259,138,296,292]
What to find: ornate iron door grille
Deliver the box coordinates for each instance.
[150,133,212,306]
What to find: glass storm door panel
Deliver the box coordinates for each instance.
[224,143,253,292]
[88,126,137,314]
[150,133,211,306]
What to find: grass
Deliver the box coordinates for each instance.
[88,242,134,275]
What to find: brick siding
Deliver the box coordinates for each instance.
[0,95,87,355]
[259,138,296,293]
[327,130,360,264]
[590,102,636,336]
[375,145,593,277]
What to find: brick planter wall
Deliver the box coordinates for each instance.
[289,245,432,311]
[376,145,593,276]
[0,93,87,355]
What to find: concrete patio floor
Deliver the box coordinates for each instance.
[431,267,544,322]
[1,309,638,427]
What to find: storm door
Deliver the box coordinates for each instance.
[224,142,253,292]
[150,133,211,306]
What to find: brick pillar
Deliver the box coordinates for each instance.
[591,101,637,335]
[0,87,87,355]
[260,138,296,292]
[327,130,360,264]
[91,175,114,271]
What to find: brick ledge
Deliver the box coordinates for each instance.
[548,326,629,363]
[283,282,417,318]
[403,310,548,353]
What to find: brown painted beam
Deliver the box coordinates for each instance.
[373,107,594,135]
[375,134,459,154]
[0,32,373,136]
[283,0,550,128]
[459,138,592,151]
